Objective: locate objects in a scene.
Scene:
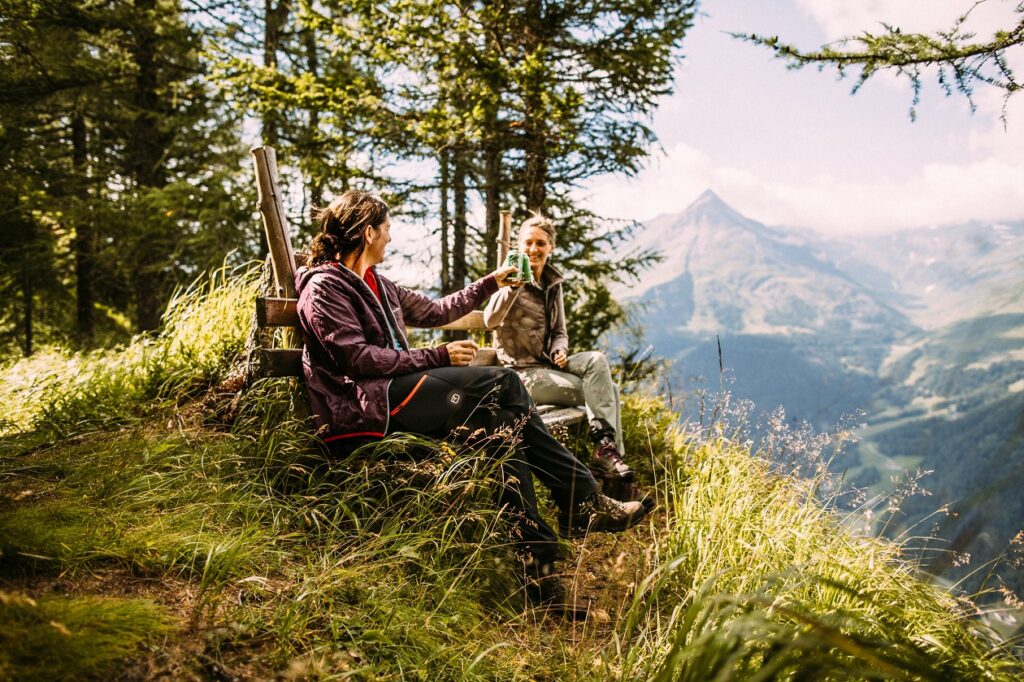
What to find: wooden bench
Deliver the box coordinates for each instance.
[249,146,586,431]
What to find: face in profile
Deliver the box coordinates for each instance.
[366,216,392,265]
[519,225,553,275]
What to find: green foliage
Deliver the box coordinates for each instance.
[0,592,169,682]
[0,0,257,353]
[1,236,1021,679]
[610,432,1022,680]
[0,262,257,437]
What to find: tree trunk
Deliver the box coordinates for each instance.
[260,0,290,257]
[449,151,469,341]
[71,108,94,343]
[452,151,468,292]
[130,0,167,332]
[21,254,33,357]
[521,0,548,212]
[522,89,547,212]
[263,0,290,148]
[439,147,451,294]
[483,129,502,271]
[303,25,323,208]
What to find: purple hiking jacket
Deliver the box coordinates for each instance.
[295,262,499,443]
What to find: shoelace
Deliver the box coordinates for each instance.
[596,442,626,466]
[593,492,629,514]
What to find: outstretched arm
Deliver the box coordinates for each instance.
[400,266,521,328]
[306,287,448,377]
[399,274,500,328]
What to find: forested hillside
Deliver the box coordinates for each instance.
[1,0,697,355]
[4,0,1024,678]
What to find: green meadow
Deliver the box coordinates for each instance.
[1,266,1021,680]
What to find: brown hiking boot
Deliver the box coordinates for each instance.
[521,555,590,620]
[558,491,650,539]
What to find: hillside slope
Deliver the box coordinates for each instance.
[2,267,1021,680]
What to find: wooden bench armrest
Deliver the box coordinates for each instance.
[257,297,490,332]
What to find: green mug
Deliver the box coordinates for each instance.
[505,250,533,284]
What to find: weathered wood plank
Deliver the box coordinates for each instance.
[498,210,512,264]
[535,405,588,429]
[252,146,297,300]
[257,297,298,328]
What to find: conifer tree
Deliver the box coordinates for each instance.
[0,0,254,349]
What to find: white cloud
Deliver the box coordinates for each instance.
[580,96,1024,235]
[735,156,1024,233]
[580,143,713,222]
[792,0,1019,41]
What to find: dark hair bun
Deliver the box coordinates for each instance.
[307,190,390,267]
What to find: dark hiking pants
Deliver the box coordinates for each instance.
[385,366,598,562]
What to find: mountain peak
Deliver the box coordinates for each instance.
[681,189,747,225]
[695,188,725,206]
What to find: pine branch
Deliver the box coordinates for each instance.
[733,3,1024,121]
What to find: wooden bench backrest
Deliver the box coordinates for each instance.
[252,147,297,300]
[250,145,510,375]
[251,145,513,336]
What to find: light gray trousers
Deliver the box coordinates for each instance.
[519,351,624,452]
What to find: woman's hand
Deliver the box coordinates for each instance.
[552,349,568,368]
[446,339,479,366]
[494,266,525,288]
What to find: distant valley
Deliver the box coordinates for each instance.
[621,190,1024,594]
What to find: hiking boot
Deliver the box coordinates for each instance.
[558,491,650,539]
[589,440,635,483]
[602,475,657,510]
[520,555,589,620]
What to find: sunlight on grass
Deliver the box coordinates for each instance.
[2,264,1022,679]
[0,261,257,438]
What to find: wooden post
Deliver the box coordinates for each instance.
[498,210,512,263]
[252,146,297,299]
[252,146,300,349]
[489,210,515,341]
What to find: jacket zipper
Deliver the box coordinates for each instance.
[323,263,402,436]
[335,263,404,351]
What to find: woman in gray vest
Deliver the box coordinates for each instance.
[483,215,639,499]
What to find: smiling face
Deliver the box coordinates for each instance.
[518,224,554,278]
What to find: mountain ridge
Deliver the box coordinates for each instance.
[619,191,1024,595]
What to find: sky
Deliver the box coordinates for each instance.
[580,0,1024,235]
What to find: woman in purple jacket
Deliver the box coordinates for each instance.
[295,190,648,617]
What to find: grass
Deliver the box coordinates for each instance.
[0,260,256,439]
[609,432,1021,679]
[0,591,170,681]
[1,262,1022,679]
